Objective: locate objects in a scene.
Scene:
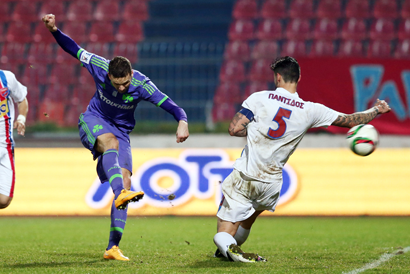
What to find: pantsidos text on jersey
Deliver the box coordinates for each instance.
[268,93,304,109]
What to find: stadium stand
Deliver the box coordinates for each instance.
[232,0,258,19]
[88,21,115,43]
[373,0,399,19]
[341,18,368,41]
[122,0,149,22]
[66,1,93,22]
[313,18,339,40]
[228,19,255,41]
[11,0,39,22]
[289,0,315,19]
[38,1,66,21]
[337,39,365,57]
[285,19,312,40]
[345,0,370,19]
[260,0,287,19]
[255,19,283,41]
[316,0,342,18]
[250,40,279,60]
[93,0,120,22]
[6,22,32,43]
[223,40,251,61]
[0,2,12,23]
[309,39,335,57]
[115,21,144,43]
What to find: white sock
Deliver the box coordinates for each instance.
[234,225,250,246]
[213,232,237,258]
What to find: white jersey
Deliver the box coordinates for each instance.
[0,70,27,148]
[233,87,339,183]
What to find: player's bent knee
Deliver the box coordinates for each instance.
[0,195,13,209]
[96,133,119,151]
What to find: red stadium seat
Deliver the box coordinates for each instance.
[250,40,279,60]
[56,47,80,65]
[281,40,308,57]
[369,19,396,41]
[93,0,120,21]
[62,21,87,43]
[0,23,6,43]
[398,19,410,41]
[309,40,334,57]
[89,22,115,43]
[66,1,93,22]
[86,43,112,59]
[243,81,268,99]
[0,3,12,23]
[367,40,392,58]
[260,0,287,19]
[232,0,258,19]
[341,18,368,41]
[38,1,66,21]
[6,22,32,43]
[219,59,246,82]
[223,40,250,61]
[122,1,149,22]
[48,64,77,85]
[316,0,342,19]
[212,103,237,122]
[249,59,274,82]
[0,43,27,64]
[38,85,66,126]
[394,39,410,59]
[115,21,144,43]
[337,40,364,57]
[313,18,339,40]
[285,19,312,40]
[289,0,314,19]
[33,22,56,44]
[255,19,283,41]
[113,43,139,64]
[25,85,40,125]
[213,82,242,104]
[228,19,255,41]
[401,0,410,19]
[27,43,55,64]
[11,1,39,22]
[21,62,47,86]
[373,0,398,19]
[345,0,370,19]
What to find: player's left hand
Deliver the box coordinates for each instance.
[14,120,25,136]
[176,120,189,143]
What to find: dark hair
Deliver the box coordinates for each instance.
[270,56,300,83]
[108,56,132,78]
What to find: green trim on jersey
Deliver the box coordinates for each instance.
[91,58,109,72]
[109,174,123,184]
[77,48,84,60]
[79,114,96,145]
[103,150,119,156]
[110,227,124,233]
[131,79,155,95]
[156,95,169,107]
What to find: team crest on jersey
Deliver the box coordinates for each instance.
[80,51,93,64]
[0,99,9,118]
[0,87,9,98]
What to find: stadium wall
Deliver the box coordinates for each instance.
[3,147,410,216]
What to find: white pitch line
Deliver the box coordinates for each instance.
[343,246,410,274]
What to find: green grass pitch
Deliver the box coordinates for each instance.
[0,217,409,273]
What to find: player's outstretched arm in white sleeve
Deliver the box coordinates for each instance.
[331,99,391,128]
[229,112,251,137]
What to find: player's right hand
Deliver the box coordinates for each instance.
[42,14,58,32]
[374,99,391,114]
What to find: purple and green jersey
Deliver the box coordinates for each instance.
[52,29,187,135]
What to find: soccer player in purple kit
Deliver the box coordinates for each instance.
[42,14,189,261]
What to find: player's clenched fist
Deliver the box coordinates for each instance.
[42,14,57,32]
[374,99,391,114]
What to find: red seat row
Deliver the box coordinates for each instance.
[228,18,410,42]
[232,0,407,20]
[2,21,144,44]
[0,0,149,23]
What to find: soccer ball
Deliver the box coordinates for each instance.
[346,124,379,156]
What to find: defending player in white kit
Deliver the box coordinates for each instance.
[0,69,28,209]
[213,56,391,263]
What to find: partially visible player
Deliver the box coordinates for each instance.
[213,56,391,262]
[0,69,28,209]
[42,14,189,261]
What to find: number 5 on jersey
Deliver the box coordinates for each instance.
[268,107,292,139]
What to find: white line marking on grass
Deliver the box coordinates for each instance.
[344,246,410,274]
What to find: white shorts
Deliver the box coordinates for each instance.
[217,169,282,223]
[0,146,15,197]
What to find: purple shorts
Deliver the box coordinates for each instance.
[78,112,132,183]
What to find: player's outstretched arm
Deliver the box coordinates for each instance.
[331,99,391,128]
[41,14,80,59]
[229,112,250,137]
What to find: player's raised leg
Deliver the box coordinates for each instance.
[96,133,143,209]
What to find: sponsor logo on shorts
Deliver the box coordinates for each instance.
[80,51,93,64]
[85,149,299,210]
